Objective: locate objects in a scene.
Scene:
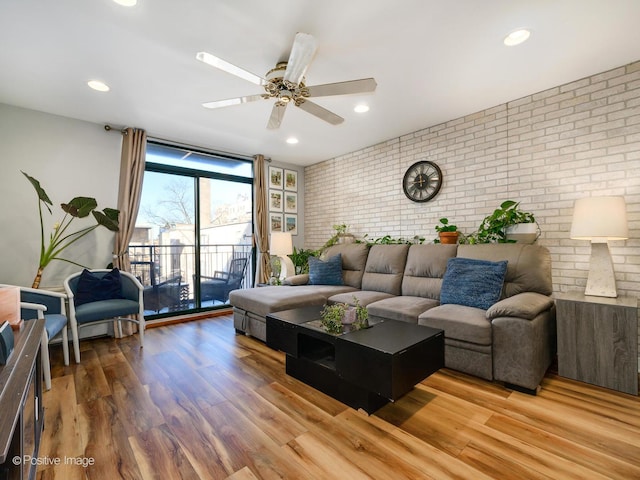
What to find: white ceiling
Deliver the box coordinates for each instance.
[2,0,640,167]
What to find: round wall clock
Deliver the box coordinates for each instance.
[402,160,443,202]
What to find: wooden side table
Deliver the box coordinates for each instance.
[556,292,638,395]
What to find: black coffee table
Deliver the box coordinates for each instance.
[266,306,444,414]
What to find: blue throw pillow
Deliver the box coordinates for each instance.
[308,254,344,286]
[75,268,124,306]
[440,257,508,310]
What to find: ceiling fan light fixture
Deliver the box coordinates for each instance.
[354,104,370,113]
[504,29,531,46]
[87,80,110,92]
[286,137,299,144]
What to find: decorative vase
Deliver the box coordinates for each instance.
[439,231,459,244]
[338,233,355,244]
[341,307,356,325]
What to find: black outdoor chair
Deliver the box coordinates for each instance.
[143,275,183,313]
[199,257,248,303]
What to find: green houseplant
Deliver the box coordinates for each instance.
[434,218,459,244]
[23,171,120,288]
[467,200,538,244]
[288,247,318,275]
[320,297,369,334]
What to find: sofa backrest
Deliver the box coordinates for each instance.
[361,244,410,295]
[456,244,553,298]
[402,244,458,299]
[323,243,370,288]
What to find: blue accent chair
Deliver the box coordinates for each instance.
[0,285,70,390]
[64,269,145,363]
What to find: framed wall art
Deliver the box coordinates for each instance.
[284,192,297,213]
[270,213,283,232]
[269,189,283,211]
[284,214,298,235]
[269,166,283,189]
[284,169,298,191]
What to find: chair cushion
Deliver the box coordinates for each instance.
[440,257,508,311]
[309,254,344,286]
[75,268,124,306]
[43,313,67,339]
[74,298,140,324]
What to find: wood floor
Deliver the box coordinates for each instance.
[37,314,640,480]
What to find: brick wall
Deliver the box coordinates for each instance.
[305,61,640,358]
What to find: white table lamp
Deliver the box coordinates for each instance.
[270,231,295,280]
[570,196,628,298]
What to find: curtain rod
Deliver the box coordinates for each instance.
[104,124,128,134]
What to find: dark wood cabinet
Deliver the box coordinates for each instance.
[0,319,45,480]
[556,292,638,395]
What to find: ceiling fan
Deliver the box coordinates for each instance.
[196,32,377,129]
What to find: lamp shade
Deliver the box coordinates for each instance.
[270,231,293,256]
[570,196,628,242]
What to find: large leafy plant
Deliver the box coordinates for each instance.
[467,200,536,244]
[22,171,119,288]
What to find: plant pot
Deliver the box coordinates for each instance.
[505,223,539,244]
[342,307,356,325]
[439,231,459,244]
[338,233,355,244]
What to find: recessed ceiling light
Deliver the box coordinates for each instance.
[504,29,531,46]
[286,137,299,145]
[354,104,370,113]
[113,0,137,6]
[87,80,110,92]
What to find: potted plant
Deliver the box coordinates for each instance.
[319,223,354,254]
[320,297,369,334]
[320,303,347,334]
[468,200,538,244]
[288,247,318,274]
[434,218,459,244]
[23,171,120,288]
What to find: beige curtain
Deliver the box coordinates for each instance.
[254,154,271,284]
[113,127,147,337]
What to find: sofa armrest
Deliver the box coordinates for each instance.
[487,292,554,320]
[283,274,309,286]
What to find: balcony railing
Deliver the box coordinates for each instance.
[129,243,253,314]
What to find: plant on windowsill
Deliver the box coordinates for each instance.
[434,218,459,244]
[23,171,120,288]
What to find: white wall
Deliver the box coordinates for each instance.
[0,103,122,288]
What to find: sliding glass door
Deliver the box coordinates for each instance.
[130,142,253,319]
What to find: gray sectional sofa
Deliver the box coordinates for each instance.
[229,242,556,393]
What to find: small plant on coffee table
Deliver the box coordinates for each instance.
[353,297,369,330]
[320,303,346,334]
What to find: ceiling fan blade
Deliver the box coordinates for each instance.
[297,100,344,125]
[283,33,318,85]
[307,78,377,97]
[202,94,265,109]
[196,52,266,86]
[267,102,288,129]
